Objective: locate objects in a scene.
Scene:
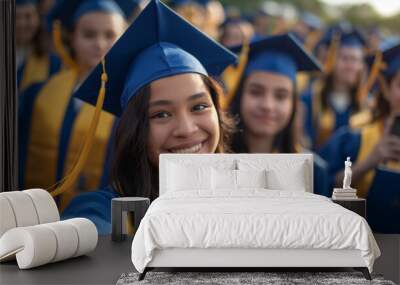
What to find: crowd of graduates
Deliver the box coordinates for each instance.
[16,0,400,234]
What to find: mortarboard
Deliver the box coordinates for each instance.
[231,33,322,83]
[48,0,126,29]
[340,30,367,48]
[73,0,237,116]
[359,40,400,101]
[380,41,400,77]
[366,40,400,77]
[318,25,367,49]
[380,36,400,51]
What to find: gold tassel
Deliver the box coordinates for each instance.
[49,59,108,197]
[52,20,78,70]
[356,51,387,105]
[220,37,250,111]
[324,31,341,74]
[377,73,390,101]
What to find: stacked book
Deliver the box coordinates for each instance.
[332,188,358,200]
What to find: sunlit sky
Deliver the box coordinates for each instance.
[320,0,400,17]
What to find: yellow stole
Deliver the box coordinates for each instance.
[24,69,78,189]
[24,69,115,211]
[60,103,115,212]
[20,54,51,92]
[349,109,372,129]
[311,80,335,148]
[317,109,335,148]
[354,120,400,198]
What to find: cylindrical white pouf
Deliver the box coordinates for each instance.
[64,218,98,257]
[0,226,57,269]
[24,189,60,224]
[0,196,17,237]
[42,221,79,262]
[1,192,39,227]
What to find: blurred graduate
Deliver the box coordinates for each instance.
[18,0,129,211]
[225,34,330,196]
[302,26,368,150]
[219,17,254,48]
[16,0,61,92]
[169,0,207,32]
[319,41,400,233]
[59,0,237,233]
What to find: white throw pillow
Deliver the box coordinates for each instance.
[167,163,212,191]
[212,168,237,190]
[266,167,306,191]
[236,169,267,189]
[237,159,308,191]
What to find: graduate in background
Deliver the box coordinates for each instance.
[194,0,225,40]
[18,0,128,211]
[219,18,254,48]
[319,42,400,233]
[291,12,324,96]
[170,0,225,40]
[302,28,367,150]
[227,34,330,196]
[169,0,206,32]
[59,0,236,233]
[16,0,61,92]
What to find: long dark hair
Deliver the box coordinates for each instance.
[19,3,49,56]
[229,75,299,154]
[372,72,398,122]
[110,75,235,200]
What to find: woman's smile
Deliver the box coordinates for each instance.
[167,140,206,153]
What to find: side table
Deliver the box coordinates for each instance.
[332,198,366,218]
[111,197,150,242]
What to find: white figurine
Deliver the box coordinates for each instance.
[343,157,353,189]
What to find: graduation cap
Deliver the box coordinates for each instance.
[48,0,126,29]
[74,0,237,116]
[358,40,400,102]
[231,33,322,83]
[380,36,400,51]
[341,30,367,48]
[380,41,400,78]
[318,25,367,49]
[365,41,400,78]
[50,0,236,198]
